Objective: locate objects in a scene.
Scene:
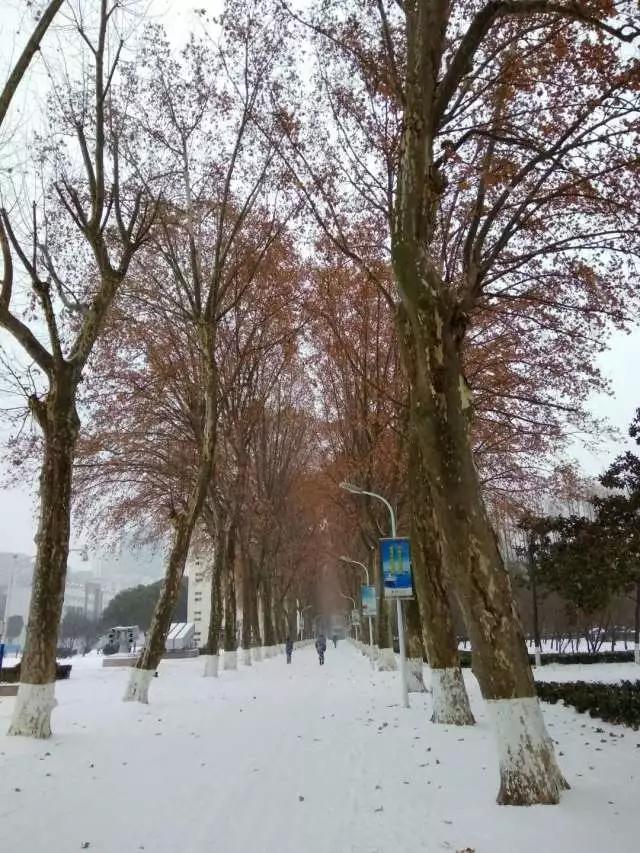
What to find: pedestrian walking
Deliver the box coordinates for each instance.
[315,634,326,665]
[285,637,293,664]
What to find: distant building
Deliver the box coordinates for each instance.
[186,555,211,649]
[0,552,111,645]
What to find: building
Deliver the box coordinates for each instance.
[186,555,211,649]
[0,552,111,646]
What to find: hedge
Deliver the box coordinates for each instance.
[458,650,636,667]
[0,663,72,684]
[536,679,640,730]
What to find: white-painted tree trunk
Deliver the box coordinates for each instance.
[534,646,542,667]
[253,646,263,662]
[242,647,252,666]
[223,650,238,671]
[376,647,397,671]
[123,668,154,704]
[8,682,57,738]
[406,658,427,693]
[430,667,475,725]
[487,696,568,805]
[634,643,639,665]
[202,654,219,678]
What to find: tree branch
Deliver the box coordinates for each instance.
[434,1,639,132]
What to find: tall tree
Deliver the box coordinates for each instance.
[286,0,638,803]
[1,1,156,737]
[119,12,294,702]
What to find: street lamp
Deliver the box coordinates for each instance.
[339,556,375,668]
[340,481,409,708]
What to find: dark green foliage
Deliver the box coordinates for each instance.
[101,578,188,631]
[60,610,97,647]
[458,650,636,667]
[537,680,640,730]
[537,514,632,614]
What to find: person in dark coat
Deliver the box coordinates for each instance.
[285,637,293,663]
[315,634,326,665]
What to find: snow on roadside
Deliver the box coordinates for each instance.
[1,645,638,853]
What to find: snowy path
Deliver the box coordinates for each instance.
[1,644,639,853]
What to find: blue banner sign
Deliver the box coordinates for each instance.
[361,585,377,617]
[380,537,413,598]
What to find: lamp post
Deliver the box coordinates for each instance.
[339,555,375,668]
[340,482,409,708]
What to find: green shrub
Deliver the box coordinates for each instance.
[458,650,635,667]
[0,662,72,684]
[537,680,640,729]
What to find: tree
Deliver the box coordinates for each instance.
[1,1,157,738]
[287,0,638,804]
[6,614,24,642]
[536,514,629,650]
[59,611,96,649]
[101,580,188,633]
[598,408,640,662]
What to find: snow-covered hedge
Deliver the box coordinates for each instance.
[458,650,637,667]
[1,663,72,684]
[537,679,640,730]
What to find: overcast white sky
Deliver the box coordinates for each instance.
[0,1,638,559]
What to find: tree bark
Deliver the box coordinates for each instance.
[262,573,276,655]
[408,434,475,724]
[223,522,238,669]
[391,0,567,804]
[9,377,79,737]
[634,581,640,665]
[250,581,263,660]
[397,299,566,802]
[376,552,396,671]
[202,534,224,677]
[405,598,427,693]
[240,545,253,665]
[528,538,543,666]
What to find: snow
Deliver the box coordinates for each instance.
[1,644,639,853]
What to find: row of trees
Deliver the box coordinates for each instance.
[520,411,640,662]
[1,0,638,808]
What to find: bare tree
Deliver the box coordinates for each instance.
[0,0,156,737]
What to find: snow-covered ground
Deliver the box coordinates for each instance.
[1,644,638,853]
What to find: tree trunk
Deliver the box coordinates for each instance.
[124,334,218,702]
[240,548,253,665]
[9,382,79,738]
[251,584,263,661]
[124,518,192,702]
[409,435,475,724]
[529,539,543,667]
[405,598,427,693]
[203,537,224,678]
[376,587,396,672]
[223,522,238,670]
[262,575,276,656]
[635,581,640,665]
[396,300,566,803]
